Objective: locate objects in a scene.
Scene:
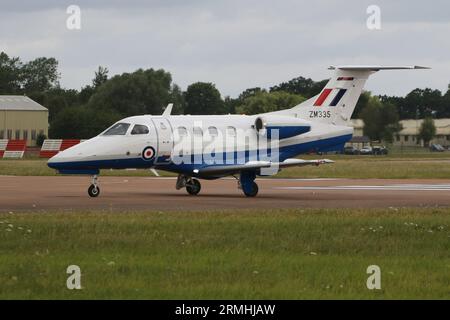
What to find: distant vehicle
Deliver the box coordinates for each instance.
[343,146,360,155]
[359,146,373,155]
[430,144,445,152]
[372,146,388,155]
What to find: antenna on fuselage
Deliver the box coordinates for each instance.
[162,103,173,116]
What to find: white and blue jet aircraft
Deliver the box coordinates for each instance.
[48,65,427,197]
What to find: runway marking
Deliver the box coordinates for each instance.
[275,184,450,192]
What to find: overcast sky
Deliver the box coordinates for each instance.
[1,0,449,97]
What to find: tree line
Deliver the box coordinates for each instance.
[1,52,449,142]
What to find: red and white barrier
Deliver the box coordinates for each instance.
[0,140,27,158]
[40,139,84,158]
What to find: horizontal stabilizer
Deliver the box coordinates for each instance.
[328,65,430,71]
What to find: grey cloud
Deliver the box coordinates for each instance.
[0,0,449,97]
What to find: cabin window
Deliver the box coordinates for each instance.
[131,124,149,135]
[208,126,218,137]
[178,126,188,136]
[103,123,131,136]
[193,127,203,136]
[23,130,28,140]
[31,130,36,140]
[226,126,236,137]
[15,130,20,139]
[0,130,3,139]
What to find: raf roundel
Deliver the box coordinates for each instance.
[142,146,155,161]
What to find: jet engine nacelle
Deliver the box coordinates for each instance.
[254,115,311,139]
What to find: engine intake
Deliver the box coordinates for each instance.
[255,116,311,139]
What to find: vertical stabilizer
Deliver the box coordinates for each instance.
[267,65,429,126]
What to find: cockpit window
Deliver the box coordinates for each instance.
[131,124,149,135]
[103,123,130,135]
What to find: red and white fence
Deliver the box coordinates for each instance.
[40,139,84,158]
[0,140,27,158]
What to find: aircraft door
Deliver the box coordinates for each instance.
[152,118,173,164]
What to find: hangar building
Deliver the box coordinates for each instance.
[0,95,49,146]
[350,118,450,147]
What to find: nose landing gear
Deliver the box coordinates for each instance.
[176,174,201,195]
[88,175,100,197]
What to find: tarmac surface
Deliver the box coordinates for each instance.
[1,176,450,212]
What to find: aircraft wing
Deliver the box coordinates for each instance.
[194,158,333,176]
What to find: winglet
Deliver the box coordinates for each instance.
[162,103,173,116]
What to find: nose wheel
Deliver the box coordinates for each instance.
[88,175,100,197]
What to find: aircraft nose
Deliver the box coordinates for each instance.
[47,152,64,169]
[47,146,81,169]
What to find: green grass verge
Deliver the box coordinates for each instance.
[2,155,450,179]
[0,208,449,299]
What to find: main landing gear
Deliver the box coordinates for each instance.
[175,172,259,197]
[88,175,100,197]
[238,171,259,197]
[176,174,201,195]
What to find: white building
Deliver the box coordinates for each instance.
[349,119,450,147]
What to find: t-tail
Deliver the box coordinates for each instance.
[268,65,429,126]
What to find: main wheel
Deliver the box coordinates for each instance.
[243,182,258,197]
[186,179,201,195]
[88,184,100,197]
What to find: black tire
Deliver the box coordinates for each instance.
[244,182,258,197]
[186,179,201,195]
[88,184,100,197]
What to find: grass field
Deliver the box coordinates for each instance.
[2,153,450,179]
[0,208,449,299]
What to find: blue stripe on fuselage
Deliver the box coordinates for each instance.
[48,134,352,174]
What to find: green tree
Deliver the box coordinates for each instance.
[87,68,173,116]
[78,85,95,104]
[224,96,239,115]
[78,66,110,105]
[238,87,266,100]
[184,82,225,115]
[270,77,328,98]
[418,117,436,147]
[360,97,402,143]
[28,88,80,122]
[235,91,305,115]
[0,52,22,94]
[36,132,47,147]
[50,106,121,139]
[353,91,371,119]
[20,57,59,92]
[401,88,443,118]
[92,66,109,88]
[442,87,450,118]
[168,83,185,115]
